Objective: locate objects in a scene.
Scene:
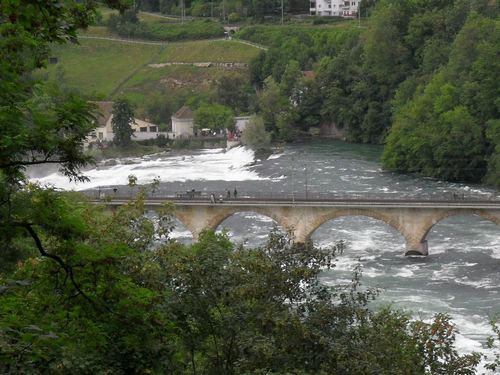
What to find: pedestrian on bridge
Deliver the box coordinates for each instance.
[227,190,231,199]
[234,188,238,199]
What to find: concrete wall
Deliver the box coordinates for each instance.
[172,118,194,138]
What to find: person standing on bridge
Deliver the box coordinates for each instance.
[227,190,231,199]
[234,188,238,199]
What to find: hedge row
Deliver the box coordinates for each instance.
[109,17,224,41]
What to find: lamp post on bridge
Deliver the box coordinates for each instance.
[304,163,308,199]
[269,172,282,199]
[291,155,295,205]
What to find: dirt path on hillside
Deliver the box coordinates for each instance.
[107,45,167,99]
[79,35,168,45]
[78,35,268,50]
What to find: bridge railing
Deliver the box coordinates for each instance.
[82,188,500,203]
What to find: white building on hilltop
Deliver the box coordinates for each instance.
[310,0,360,17]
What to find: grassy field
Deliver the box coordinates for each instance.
[42,37,256,118]
[46,39,163,97]
[153,40,260,63]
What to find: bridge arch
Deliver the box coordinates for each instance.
[215,210,289,246]
[419,209,500,244]
[206,208,287,233]
[308,214,407,255]
[171,206,290,242]
[301,208,410,245]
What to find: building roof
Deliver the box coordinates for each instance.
[92,101,114,127]
[173,106,193,120]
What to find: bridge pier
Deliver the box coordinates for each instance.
[405,239,429,256]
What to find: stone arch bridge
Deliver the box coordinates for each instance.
[102,196,500,256]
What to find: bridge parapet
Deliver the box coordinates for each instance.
[83,188,500,203]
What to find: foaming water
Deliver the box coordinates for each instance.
[31,146,264,190]
[215,212,288,248]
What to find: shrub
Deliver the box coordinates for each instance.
[228,12,241,23]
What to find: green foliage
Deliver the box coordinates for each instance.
[243,24,361,83]
[0,213,483,373]
[0,191,180,373]
[280,59,301,97]
[241,115,272,150]
[112,98,136,146]
[238,0,500,186]
[486,317,500,372]
[0,0,134,270]
[214,71,253,113]
[383,14,499,184]
[485,119,500,187]
[194,103,235,130]
[257,76,290,134]
[228,12,241,22]
[108,16,224,41]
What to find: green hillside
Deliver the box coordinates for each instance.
[154,40,260,63]
[46,39,163,97]
[42,37,259,125]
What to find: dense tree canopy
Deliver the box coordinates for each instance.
[245,0,500,186]
[382,12,500,184]
[0,193,487,373]
[0,0,133,269]
[194,102,235,131]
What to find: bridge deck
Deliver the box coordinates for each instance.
[101,197,500,210]
[85,189,500,209]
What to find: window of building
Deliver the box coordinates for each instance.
[149,126,157,132]
[140,127,148,132]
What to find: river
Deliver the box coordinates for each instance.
[32,140,500,370]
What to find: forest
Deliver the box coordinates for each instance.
[246,0,499,187]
